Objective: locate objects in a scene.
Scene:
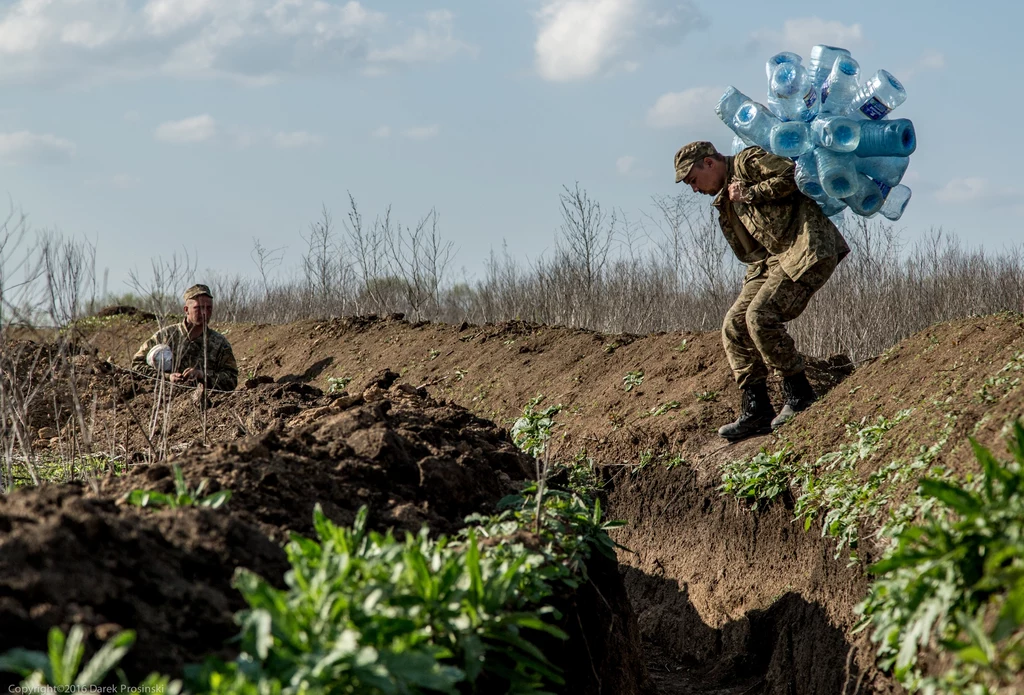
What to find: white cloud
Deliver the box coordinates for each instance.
[646,86,724,129]
[227,125,325,149]
[533,0,708,81]
[0,1,473,85]
[86,173,141,188]
[934,177,1020,205]
[0,131,76,162]
[616,155,636,175]
[111,173,140,188]
[748,17,864,55]
[155,114,216,143]
[372,125,391,138]
[367,10,476,67]
[273,131,323,149]
[900,50,945,81]
[402,125,440,140]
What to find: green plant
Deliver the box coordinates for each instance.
[186,488,624,694]
[719,446,800,510]
[622,370,644,392]
[631,450,654,477]
[664,454,687,471]
[326,375,353,393]
[649,401,681,416]
[510,395,562,459]
[0,625,173,692]
[556,451,602,498]
[603,341,619,354]
[428,348,441,360]
[453,368,468,381]
[975,351,1023,403]
[855,422,1024,694]
[126,464,232,509]
[695,390,718,402]
[674,339,689,353]
[792,409,923,561]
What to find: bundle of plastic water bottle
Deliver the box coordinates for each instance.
[716,45,914,221]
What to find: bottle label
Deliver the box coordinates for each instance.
[859,97,891,120]
[803,87,817,109]
[821,79,833,104]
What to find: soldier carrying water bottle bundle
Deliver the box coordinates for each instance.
[673,44,917,441]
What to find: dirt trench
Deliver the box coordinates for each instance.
[16,310,1024,692]
[0,369,653,693]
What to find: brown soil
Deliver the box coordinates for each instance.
[0,373,651,693]
[6,309,1024,693]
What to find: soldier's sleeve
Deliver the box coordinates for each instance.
[131,331,161,378]
[737,148,799,203]
[208,338,239,392]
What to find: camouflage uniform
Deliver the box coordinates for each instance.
[676,142,850,388]
[131,285,239,392]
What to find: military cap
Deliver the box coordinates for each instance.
[183,284,213,302]
[674,141,719,183]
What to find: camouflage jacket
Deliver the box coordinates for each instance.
[713,147,850,281]
[131,321,238,392]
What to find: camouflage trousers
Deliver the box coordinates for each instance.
[722,254,838,388]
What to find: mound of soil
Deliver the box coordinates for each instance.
[1,374,653,693]
[0,484,287,683]
[93,305,157,321]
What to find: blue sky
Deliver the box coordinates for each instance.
[0,0,1018,293]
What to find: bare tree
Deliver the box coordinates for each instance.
[250,237,285,300]
[386,208,455,321]
[301,204,337,312]
[344,195,394,315]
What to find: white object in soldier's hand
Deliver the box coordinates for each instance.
[146,344,174,373]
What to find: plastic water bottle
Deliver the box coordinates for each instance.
[854,119,917,157]
[814,148,858,199]
[843,174,885,216]
[716,86,755,127]
[819,55,860,116]
[731,134,753,154]
[769,121,813,158]
[811,116,861,152]
[765,51,802,80]
[854,155,910,187]
[876,183,912,221]
[808,45,852,90]
[820,197,848,218]
[795,153,826,200]
[846,69,907,120]
[766,63,818,121]
[733,101,781,151]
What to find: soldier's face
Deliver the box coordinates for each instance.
[185,296,213,328]
[682,158,726,196]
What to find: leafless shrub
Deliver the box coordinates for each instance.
[50,189,1024,370]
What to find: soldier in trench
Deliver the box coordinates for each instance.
[673,141,849,441]
[131,283,239,393]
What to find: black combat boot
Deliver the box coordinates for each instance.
[771,370,817,430]
[718,382,776,442]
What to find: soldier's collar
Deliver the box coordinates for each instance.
[712,155,737,209]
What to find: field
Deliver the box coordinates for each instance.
[2,307,1024,694]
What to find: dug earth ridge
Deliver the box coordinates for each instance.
[67,312,1024,691]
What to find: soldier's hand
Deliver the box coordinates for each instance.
[728,181,753,203]
[181,367,204,383]
[169,372,185,383]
